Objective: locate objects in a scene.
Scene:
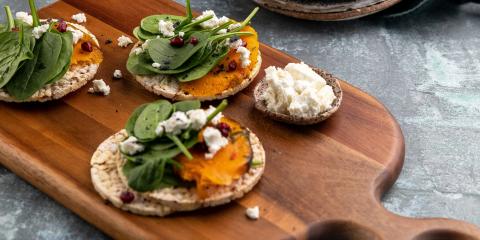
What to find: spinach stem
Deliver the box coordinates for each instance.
[176,0,193,31]
[4,6,15,30]
[168,134,193,160]
[182,15,213,30]
[210,31,253,42]
[28,0,40,27]
[211,21,233,34]
[207,99,228,122]
[231,7,259,32]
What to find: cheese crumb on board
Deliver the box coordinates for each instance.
[88,79,110,96]
[117,35,133,48]
[71,13,87,23]
[113,69,123,79]
[246,206,260,220]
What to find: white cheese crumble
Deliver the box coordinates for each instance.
[158,20,175,37]
[32,24,50,39]
[187,109,208,131]
[113,69,122,79]
[179,31,185,38]
[133,47,144,55]
[120,136,145,155]
[261,62,336,118]
[245,206,260,220]
[88,79,110,96]
[236,46,251,68]
[117,35,133,47]
[15,12,33,25]
[203,127,228,159]
[71,13,87,23]
[156,111,191,136]
[228,23,242,31]
[66,27,84,44]
[229,39,243,49]
[152,62,162,68]
[195,10,230,29]
[217,29,227,34]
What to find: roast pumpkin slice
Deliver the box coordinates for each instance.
[71,33,103,65]
[177,129,253,198]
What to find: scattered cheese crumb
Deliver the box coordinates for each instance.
[66,26,84,44]
[246,206,260,220]
[133,47,144,55]
[179,31,185,38]
[71,13,87,23]
[156,111,191,136]
[117,35,133,48]
[15,12,33,25]
[113,69,122,79]
[32,24,50,39]
[88,79,110,96]
[217,29,227,34]
[120,136,145,155]
[152,62,161,69]
[206,106,223,125]
[236,46,251,68]
[158,20,175,37]
[187,109,207,131]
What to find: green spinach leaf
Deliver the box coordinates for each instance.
[125,103,149,136]
[140,15,184,35]
[176,43,229,82]
[173,100,201,112]
[134,100,173,141]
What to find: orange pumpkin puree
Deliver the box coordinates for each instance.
[179,26,260,97]
[176,118,252,198]
[70,33,103,65]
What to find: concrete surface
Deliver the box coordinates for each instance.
[1,0,479,239]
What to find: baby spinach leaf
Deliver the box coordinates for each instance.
[141,15,184,35]
[6,31,63,100]
[133,27,157,41]
[176,44,229,82]
[147,31,210,69]
[0,27,34,88]
[126,51,159,75]
[149,142,176,151]
[123,158,168,192]
[125,103,149,136]
[173,100,201,112]
[134,100,173,141]
[46,31,73,84]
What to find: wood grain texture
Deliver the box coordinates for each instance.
[0,0,478,239]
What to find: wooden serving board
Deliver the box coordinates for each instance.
[0,1,478,239]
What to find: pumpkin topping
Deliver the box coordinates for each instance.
[176,118,252,198]
[179,26,260,97]
[71,33,103,65]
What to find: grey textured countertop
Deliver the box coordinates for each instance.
[1,0,479,239]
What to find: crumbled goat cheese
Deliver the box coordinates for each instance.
[236,46,251,68]
[113,69,122,79]
[88,79,110,96]
[71,13,87,23]
[196,10,230,29]
[15,12,33,25]
[120,136,145,155]
[133,47,144,55]
[158,20,175,37]
[228,23,242,31]
[187,109,208,130]
[261,62,336,118]
[229,39,243,49]
[203,127,228,159]
[32,24,50,39]
[179,32,185,38]
[206,106,223,125]
[152,62,162,68]
[117,35,133,47]
[66,27,84,44]
[217,29,227,34]
[157,111,191,136]
[246,206,260,220]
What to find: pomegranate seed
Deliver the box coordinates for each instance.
[190,37,199,46]
[227,61,237,72]
[81,42,93,52]
[57,21,67,32]
[170,37,184,47]
[216,122,231,137]
[120,191,135,204]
